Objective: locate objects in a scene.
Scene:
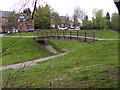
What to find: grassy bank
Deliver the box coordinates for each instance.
[2,40,119,88]
[93,29,119,39]
[48,40,86,53]
[2,37,54,66]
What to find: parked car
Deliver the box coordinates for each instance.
[58,27,69,30]
[64,27,69,30]
[26,29,34,32]
[75,27,81,30]
[7,31,11,34]
[69,27,74,30]
[58,28,65,30]
[12,29,18,33]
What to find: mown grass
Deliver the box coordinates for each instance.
[2,37,18,50]
[93,29,119,39]
[2,40,119,88]
[2,37,54,66]
[48,40,86,53]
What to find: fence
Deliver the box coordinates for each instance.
[33,30,101,43]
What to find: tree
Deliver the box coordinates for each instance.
[106,12,110,21]
[23,8,31,16]
[82,15,92,29]
[73,14,80,30]
[7,12,18,31]
[111,12,120,31]
[34,4,51,29]
[92,9,107,29]
[106,12,111,29]
[73,7,86,30]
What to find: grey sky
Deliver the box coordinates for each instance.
[0,0,118,20]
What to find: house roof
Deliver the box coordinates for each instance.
[0,11,12,18]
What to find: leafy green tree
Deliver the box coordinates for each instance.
[92,9,107,29]
[82,15,92,29]
[106,12,111,29]
[106,12,110,21]
[92,17,98,29]
[111,12,120,31]
[34,4,51,29]
[7,12,18,31]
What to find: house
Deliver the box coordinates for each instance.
[0,11,12,33]
[17,13,34,32]
[59,16,73,28]
[51,16,73,29]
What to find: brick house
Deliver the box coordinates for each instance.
[59,16,73,27]
[0,11,12,33]
[51,16,73,29]
[17,13,34,32]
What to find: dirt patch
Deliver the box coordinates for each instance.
[62,48,69,52]
[103,67,119,81]
[36,40,58,54]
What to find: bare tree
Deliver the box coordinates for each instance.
[73,7,86,30]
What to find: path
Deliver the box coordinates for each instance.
[0,34,4,37]
[0,52,68,71]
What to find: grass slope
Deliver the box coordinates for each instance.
[2,40,119,88]
[94,29,119,39]
[48,40,86,53]
[2,37,18,50]
[2,37,54,66]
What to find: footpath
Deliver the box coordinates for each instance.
[0,52,68,70]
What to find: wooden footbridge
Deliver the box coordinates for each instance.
[34,30,102,43]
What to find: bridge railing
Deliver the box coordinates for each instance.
[34,30,102,41]
[35,30,96,37]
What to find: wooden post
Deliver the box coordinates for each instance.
[77,30,79,39]
[70,30,71,39]
[46,31,47,39]
[52,30,53,39]
[57,30,58,39]
[41,30,43,38]
[37,30,39,40]
[63,30,65,39]
[33,30,35,38]
[100,30,102,39]
[93,32,95,42]
[84,31,87,42]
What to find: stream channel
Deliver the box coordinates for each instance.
[36,40,58,54]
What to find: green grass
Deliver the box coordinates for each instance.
[2,40,119,88]
[2,37,54,66]
[2,37,18,50]
[93,29,119,39]
[48,40,86,53]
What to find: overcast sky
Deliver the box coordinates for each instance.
[0,0,118,20]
